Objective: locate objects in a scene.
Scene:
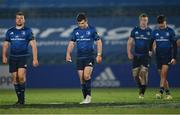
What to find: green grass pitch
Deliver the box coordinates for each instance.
[0,88,180,114]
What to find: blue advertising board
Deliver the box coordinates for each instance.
[25,64,180,88]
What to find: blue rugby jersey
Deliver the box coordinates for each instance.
[152,26,176,57]
[71,26,100,59]
[5,26,35,57]
[130,26,152,56]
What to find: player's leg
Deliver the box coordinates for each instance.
[80,58,94,104]
[164,80,171,95]
[160,64,172,99]
[139,65,148,97]
[77,59,86,99]
[156,56,172,99]
[132,56,142,96]
[82,66,93,104]
[83,66,93,97]
[132,67,141,93]
[163,57,172,97]
[16,56,28,104]
[78,70,86,99]
[159,67,170,93]
[9,57,21,104]
[155,56,164,99]
[159,65,168,95]
[12,72,21,104]
[17,68,26,104]
[138,56,149,97]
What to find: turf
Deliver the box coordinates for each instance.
[0,88,180,114]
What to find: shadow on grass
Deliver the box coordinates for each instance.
[1,101,179,109]
[0,102,147,109]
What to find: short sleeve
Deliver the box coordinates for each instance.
[28,28,35,41]
[170,29,176,41]
[70,30,77,42]
[130,28,135,38]
[93,28,100,41]
[5,30,10,42]
[151,31,156,40]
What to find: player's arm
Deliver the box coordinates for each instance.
[127,37,134,60]
[66,41,75,62]
[170,39,177,65]
[149,38,155,56]
[2,41,9,64]
[96,39,102,64]
[177,39,180,47]
[29,40,39,67]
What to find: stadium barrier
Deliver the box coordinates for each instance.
[1,64,179,89]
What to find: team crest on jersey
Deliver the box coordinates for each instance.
[75,32,79,35]
[86,31,91,35]
[135,31,139,34]
[22,31,26,35]
[166,32,170,36]
[147,31,150,36]
[156,33,159,36]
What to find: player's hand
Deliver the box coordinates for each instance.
[33,59,39,67]
[96,55,102,64]
[128,53,134,60]
[66,54,72,62]
[2,57,8,64]
[149,51,153,57]
[169,58,176,65]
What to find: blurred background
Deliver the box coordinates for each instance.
[0,0,180,89]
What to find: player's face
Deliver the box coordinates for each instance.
[158,21,166,29]
[77,20,88,29]
[139,17,148,28]
[16,15,25,27]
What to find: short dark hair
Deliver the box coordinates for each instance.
[157,15,166,24]
[16,11,25,16]
[139,13,148,19]
[76,13,87,22]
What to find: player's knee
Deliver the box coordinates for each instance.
[140,66,148,75]
[140,66,148,84]
[11,73,18,84]
[80,78,85,84]
[83,75,91,80]
[12,76,17,84]
[132,68,139,78]
[18,75,26,84]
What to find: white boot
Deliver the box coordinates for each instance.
[80,95,92,104]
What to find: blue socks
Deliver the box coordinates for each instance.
[85,79,91,96]
[81,84,86,99]
[81,79,92,98]
[14,83,25,104]
[19,83,25,104]
[160,87,164,94]
[14,84,20,102]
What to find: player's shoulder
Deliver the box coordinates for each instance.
[88,25,96,30]
[151,28,159,36]
[7,26,16,32]
[73,26,80,32]
[146,27,152,31]
[166,26,175,33]
[131,26,139,31]
[152,27,159,32]
[23,26,32,31]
